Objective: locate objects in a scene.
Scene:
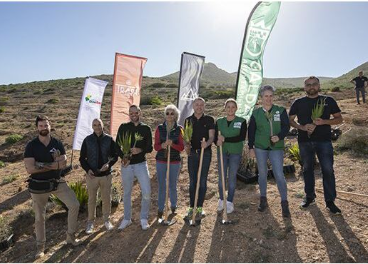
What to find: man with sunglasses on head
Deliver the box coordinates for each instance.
[116,105,153,231]
[289,76,343,214]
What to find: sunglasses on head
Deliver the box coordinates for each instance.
[166,112,175,116]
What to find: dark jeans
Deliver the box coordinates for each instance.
[356,87,366,104]
[188,148,211,208]
[299,141,336,202]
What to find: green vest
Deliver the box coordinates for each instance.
[217,116,245,154]
[253,105,285,150]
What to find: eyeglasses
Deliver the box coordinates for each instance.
[305,82,319,87]
[166,112,175,116]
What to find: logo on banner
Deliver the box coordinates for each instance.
[180,88,198,101]
[246,20,271,57]
[116,80,140,98]
[85,94,102,105]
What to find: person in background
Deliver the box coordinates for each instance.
[350,70,367,104]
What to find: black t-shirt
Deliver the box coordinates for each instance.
[289,95,341,142]
[185,114,215,150]
[352,76,368,88]
[24,137,66,180]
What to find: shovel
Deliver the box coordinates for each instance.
[159,145,177,226]
[185,138,205,226]
[218,132,235,225]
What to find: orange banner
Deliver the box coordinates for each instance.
[110,53,147,139]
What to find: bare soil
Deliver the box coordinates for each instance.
[0,88,367,263]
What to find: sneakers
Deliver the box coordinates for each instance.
[66,233,82,246]
[326,201,342,215]
[300,197,315,209]
[258,196,268,212]
[197,207,206,217]
[85,222,94,234]
[171,206,177,214]
[185,207,193,219]
[281,200,290,217]
[226,201,234,214]
[118,219,132,230]
[217,199,224,212]
[157,211,163,219]
[104,221,114,231]
[141,219,150,230]
[35,243,45,259]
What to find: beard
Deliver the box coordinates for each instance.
[39,129,50,136]
[306,88,319,96]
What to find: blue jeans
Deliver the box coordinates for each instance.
[299,141,336,202]
[156,162,180,212]
[356,87,366,104]
[217,151,241,202]
[188,149,211,208]
[255,148,288,201]
[121,161,151,220]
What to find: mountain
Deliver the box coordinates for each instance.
[161,62,333,88]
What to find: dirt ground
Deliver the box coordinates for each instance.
[0,89,367,263]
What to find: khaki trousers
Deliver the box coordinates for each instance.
[86,174,112,222]
[31,181,80,245]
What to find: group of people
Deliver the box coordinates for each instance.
[24,76,343,258]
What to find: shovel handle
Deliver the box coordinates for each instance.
[164,145,171,222]
[192,138,206,224]
[219,132,228,222]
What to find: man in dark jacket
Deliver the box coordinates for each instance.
[350,70,367,104]
[79,118,118,234]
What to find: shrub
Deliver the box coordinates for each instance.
[336,128,368,155]
[0,106,5,113]
[0,97,9,102]
[150,96,163,105]
[0,161,5,168]
[1,174,18,186]
[46,98,59,104]
[165,83,178,88]
[140,96,151,105]
[331,87,340,92]
[0,216,12,241]
[287,143,302,165]
[51,181,88,212]
[5,134,23,144]
[149,82,165,88]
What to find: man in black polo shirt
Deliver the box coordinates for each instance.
[24,115,81,259]
[350,70,367,104]
[79,118,118,234]
[116,105,153,231]
[184,97,215,218]
[289,76,343,214]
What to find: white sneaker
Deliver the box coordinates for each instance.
[118,219,132,230]
[140,219,150,231]
[104,221,114,231]
[226,201,234,214]
[217,199,224,212]
[85,222,94,234]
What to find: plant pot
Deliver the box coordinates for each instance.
[0,233,14,251]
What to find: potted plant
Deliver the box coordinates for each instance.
[309,97,326,137]
[182,121,193,156]
[117,132,132,166]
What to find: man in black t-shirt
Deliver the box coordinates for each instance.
[184,97,215,219]
[289,76,343,214]
[24,115,81,259]
[350,71,367,104]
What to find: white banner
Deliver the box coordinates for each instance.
[72,77,108,150]
[177,52,205,126]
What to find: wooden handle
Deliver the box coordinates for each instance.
[164,146,171,222]
[218,131,228,221]
[316,188,368,198]
[192,138,206,223]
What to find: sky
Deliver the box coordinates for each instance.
[0,1,367,85]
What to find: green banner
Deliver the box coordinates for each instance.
[235,2,281,121]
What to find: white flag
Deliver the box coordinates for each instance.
[72,77,108,150]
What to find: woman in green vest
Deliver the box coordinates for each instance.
[215,99,247,214]
[248,85,291,217]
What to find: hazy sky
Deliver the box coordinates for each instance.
[0,1,367,85]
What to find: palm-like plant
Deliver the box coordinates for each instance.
[183,121,193,143]
[133,132,143,148]
[309,97,326,137]
[117,132,132,160]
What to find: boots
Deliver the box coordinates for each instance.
[281,200,291,217]
[35,243,45,259]
[66,232,82,246]
[258,196,268,212]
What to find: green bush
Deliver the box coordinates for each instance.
[0,161,5,168]
[150,96,163,105]
[5,134,23,144]
[51,181,88,212]
[140,96,151,105]
[165,83,178,88]
[46,98,59,104]
[149,82,165,88]
[287,143,302,165]
[1,174,18,186]
[336,128,368,155]
[0,97,9,102]
[0,106,5,113]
